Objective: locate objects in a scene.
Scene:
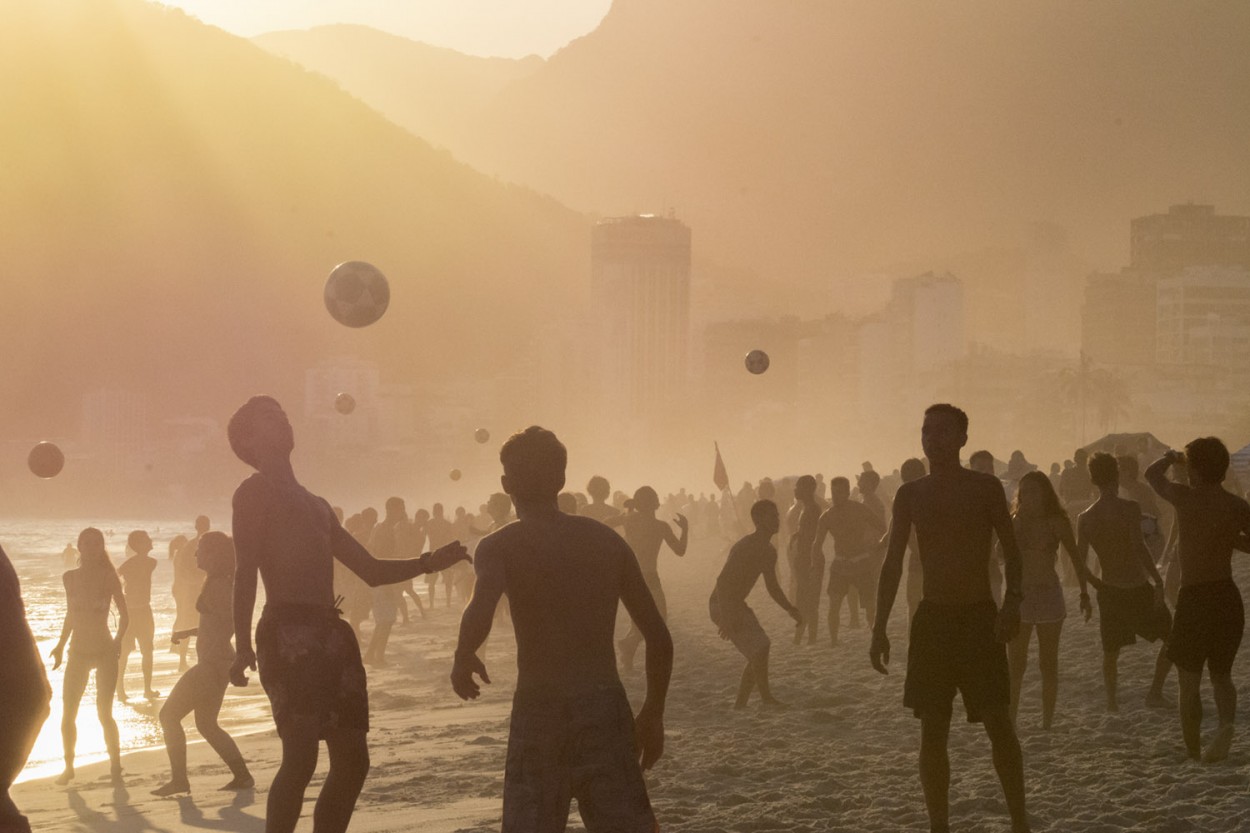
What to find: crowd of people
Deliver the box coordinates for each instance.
[3,398,1250,833]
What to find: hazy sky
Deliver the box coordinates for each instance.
[158,0,613,58]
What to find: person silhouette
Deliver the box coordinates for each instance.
[116,530,160,701]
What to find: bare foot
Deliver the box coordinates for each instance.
[1144,692,1174,709]
[151,780,190,797]
[220,773,255,790]
[144,689,161,700]
[1105,700,1119,714]
[1202,725,1234,763]
[55,769,74,786]
[761,698,790,710]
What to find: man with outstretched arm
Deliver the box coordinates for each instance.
[1145,438,1250,763]
[452,426,672,833]
[870,403,1031,833]
[227,395,469,833]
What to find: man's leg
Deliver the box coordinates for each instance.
[140,632,157,697]
[313,730,370,833]
[827,590,846,646]
[1146,645,1173,708]
[1036,622,1062,730]
[734,662,754,709]
[847,585,861,629]
[1006,625,1033,725]
[268,732,320,833]
[918,712,951,832]
[981,706,1030,833]
[1177,669,1202,760]
[752,646,781,706]
[1203,672,1236,763]
[1102,647,1120,713]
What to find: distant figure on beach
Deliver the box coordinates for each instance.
[814,476,886,646]
[152,531,253,796]
[609,485,688,671]
[1077,453,1171,713]
[364,497,409,667]
[424,504,455,606]
[789,475,824,645]
[116,530,160,702]
[1005,472,1089,729]
[710,500,802,708]
[1,543,51,833]
[1146,439,1250,763]
[172,517,210,671]
[51,527,129,785]
[227,396,469,833]
[871,404,1031,833]
[61,542,79,570]
[452,426,672,832]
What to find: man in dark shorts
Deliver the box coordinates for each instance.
[0,543,51,833]
[451,426,672,833]
[1146,438,1250,762]
[710,500,802,709]
[1075,453,1171,712]
[871,403,1030,833]
[814,477,885,646]
[228,396,469,833]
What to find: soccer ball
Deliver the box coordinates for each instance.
[334,393,356,415]
[745,349,770,374]
[324,261,390,328]
[29,441,65,478]
[475,428,490,444]
[449,469,462,481]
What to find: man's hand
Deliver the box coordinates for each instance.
[451,652,491,700]
[427,541,472,573]
[1079,592,1093,623]
[673,514,689,532]
[634,704,665,770]
[788,607,803,626]
[112,635,124,659]
[996,596,1022,643]
[230,647,257,687]
[870,629,890,674]
[50,643,64,671]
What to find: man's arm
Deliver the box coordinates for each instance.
[450,540,506,700]
[761,550,801,621]
[618,543,673,770]
[1057,514,1092,621]
[990,482,1023,642]
[332,523,468,586]
[662,515,689,556]
[230,483,263,686]
[1145,452,1184,505]
[871,489,912,673]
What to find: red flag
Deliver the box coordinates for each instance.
[713,442,729,492]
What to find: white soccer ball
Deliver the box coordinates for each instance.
[324,261,390,328]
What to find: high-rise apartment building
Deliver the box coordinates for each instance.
[1157,266,1250,367]
[1130,204,1250,274]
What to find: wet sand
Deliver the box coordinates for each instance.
[14,535,1250,831]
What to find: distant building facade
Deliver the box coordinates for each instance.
[1130,203,1250,274]
[1156,266,1250,367]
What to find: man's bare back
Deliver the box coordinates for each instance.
[1077,498,1152,588]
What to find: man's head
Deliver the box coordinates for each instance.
[195,515,211,535]
[385,496,406,521]
[197,531,235,576]
[969,449,995,475]
[1088,452,1118,489]
[1116,454,1140,481]
[486,492,513,524]
[857,470,880,495]
[794,474,817,501]
[922,403,969,461]
[757,478,776,501]
[900,457,926,483]
[500,426,567,504]
[127,530,152,555]
[361,506,378,525]
[1074,447,1089,465]
[629,486,660,512]
[587,475,610,502]
[227,396,293,470]
[830,476,851,505]
[1184,437,1230,486]
[751,499,780,536]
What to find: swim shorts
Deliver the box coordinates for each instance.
[1168,579,1243,676]
[709,593,770,660]
[904,599,1008,723]
[1097,583,1170,652]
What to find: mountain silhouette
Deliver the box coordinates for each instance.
[0,0,588,443]
[256,0,1250,306]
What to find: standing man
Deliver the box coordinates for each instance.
[452,426,672,832]
[228,396,469,833]
[710,500,802,709]
[116,530,160,701]
[1145,438,1250,763]
[814,477,886,646]
[871,404,1031,833]
[788,475,823,645]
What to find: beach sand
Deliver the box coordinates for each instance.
[15,535,1250,832]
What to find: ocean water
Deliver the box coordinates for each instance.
[3,519,274,784]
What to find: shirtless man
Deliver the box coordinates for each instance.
[814,477,886,646]
[609,487,688,671]
[116,530,160,701]
[871,404,1030,833]
[581,475,620,524]
[424,504,455,606]
[711,500,802,709]
[451,426,671,832]
[788,476,823,645]
[227,396,469,833]
[1146,438,1250,763]
[1076,453,1171,713]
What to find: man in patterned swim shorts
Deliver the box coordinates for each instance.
[452,426,672,833]
[227,395,469,833]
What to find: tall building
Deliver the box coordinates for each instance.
[1081,270,1157,366]
[1157,266,1250,367]
[1131,204,1250,274]
[591,215,692,420]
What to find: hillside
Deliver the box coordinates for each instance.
[0,0,589,444]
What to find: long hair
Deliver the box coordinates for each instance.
[76,527,119,580]
[1012,471,1065,519]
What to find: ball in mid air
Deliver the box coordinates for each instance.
[475,428,490,444]
[745,349,770,375]
[28,442,65,478]
[324,261,390,328]
[334,393,356,415]
[449,469,462,481]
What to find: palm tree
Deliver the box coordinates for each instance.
[1057,353,1131,442]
